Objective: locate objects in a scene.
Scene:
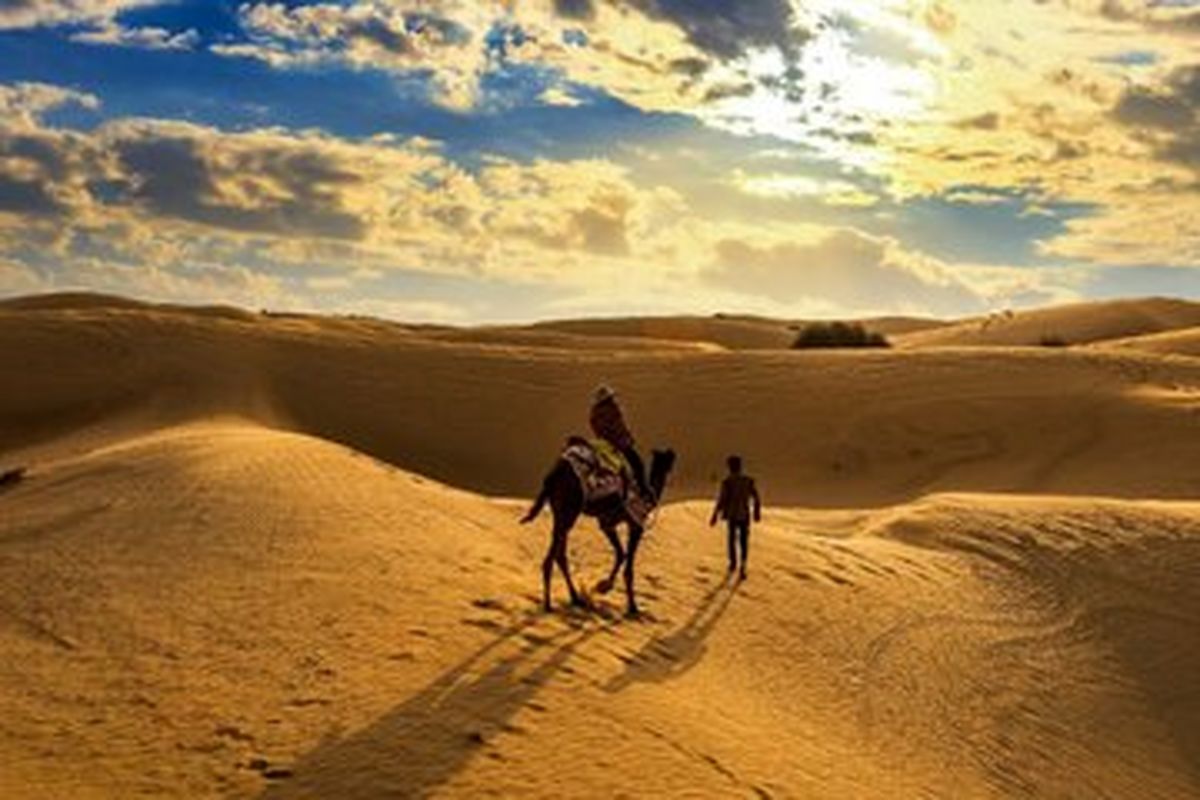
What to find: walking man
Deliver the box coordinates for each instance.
[709,455,761,581]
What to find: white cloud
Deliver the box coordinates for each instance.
[71,22,199,50]
[0,0,160,30]
[703,227,1079,316]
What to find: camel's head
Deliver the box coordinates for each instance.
[649,448,677,499]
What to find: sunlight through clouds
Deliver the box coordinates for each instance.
[0,0,1195,319]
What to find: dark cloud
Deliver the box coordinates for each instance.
[0,124,97,218]
[1113,87,1194,130]
[669,56,710,79]
[956,112,1002,131]
[569,203,630,255]
[1111,63,1199,170]
[498,192,632,256]
[625,0,807,61]
[1095,0,1200,34]
[702,81,755,104]
[554,0,596,22]
[0,176,64,216]
[110,127,367,239]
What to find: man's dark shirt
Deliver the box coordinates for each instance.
[716,474,760,522]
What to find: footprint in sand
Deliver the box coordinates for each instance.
[214,724,254,744]
[462,617,505,632]
[286,697,331,708]
[245,757,292,781]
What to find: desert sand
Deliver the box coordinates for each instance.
[1,294,1198,798]
[892,297,1200,350]
[1097,327,1200,359]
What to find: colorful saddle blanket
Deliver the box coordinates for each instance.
[562,438,626,503]
[561,438,652,525]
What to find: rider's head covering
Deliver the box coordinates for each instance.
[592,384,616,405]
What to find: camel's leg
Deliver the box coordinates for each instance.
[595,524,624,595]
[542,531,558,612]
[554,532,585,607]
[624,524,644,617]
[538,464,582,612]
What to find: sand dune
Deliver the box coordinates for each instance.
[1,422,1196,797]
[1097,326,1200,359]
[4,299,1199,506]
[1,294,1199,797]
[534,314,802,350]
[895,297,1200,349]
[536,314,945,351]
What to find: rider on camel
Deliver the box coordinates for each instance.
[589,384,654,503]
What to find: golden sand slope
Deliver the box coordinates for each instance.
[3,301,1199,507]
[895,297,1200,349]
[1,295,1199,798]
[0,423,1197,798]
[536,314,945,351]
[1097,326,1200,359]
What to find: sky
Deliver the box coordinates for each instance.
[0,0,1197,322]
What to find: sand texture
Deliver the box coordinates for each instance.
[1,294,1198,798]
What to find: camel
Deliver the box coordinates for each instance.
[521,446,677,617]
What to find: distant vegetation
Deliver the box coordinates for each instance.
[792,322,891,349]
[1038,334,1070,348]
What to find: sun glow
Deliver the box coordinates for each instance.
[706,7,941,170]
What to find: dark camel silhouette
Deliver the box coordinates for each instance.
[521,445,676,617]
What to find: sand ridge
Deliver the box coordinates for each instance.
[4,299,1200,506]
[893,297,1200,349]
[1097,326,1200,359]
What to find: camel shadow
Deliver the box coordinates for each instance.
[259,612,600,799]
[603,580,736,693]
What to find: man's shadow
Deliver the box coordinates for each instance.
[260,612,601,799]
[604,580,736,693]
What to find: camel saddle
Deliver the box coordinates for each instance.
[561,437,651,524]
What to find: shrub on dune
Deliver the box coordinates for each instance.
[792,322,891,349]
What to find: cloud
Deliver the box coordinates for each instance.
[865,1,1199,268]
[100,120,383,240]
[0,257,45,295]
[0,84,104,219]
[0,0,201,53]
[729,169,880,207]
[1075,0,1200,33]
[553,0,595,22]
[6,77,1028,319]
[0,0,160,30]
[70,22,199,50]
[218,0,818,123]
[625,0,805,61]
[218,2,488,109]
[0,82,700,309]
[0,82,99,126]
[1111,63,1199,165]
[537,85,583,107]
[0,32,1189,320]
[703,228,994,316]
